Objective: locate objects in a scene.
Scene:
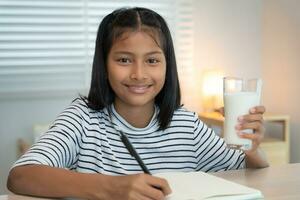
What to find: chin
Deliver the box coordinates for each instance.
[124,97,155,108]
[127,101,153,107]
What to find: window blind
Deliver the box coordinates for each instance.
[0,0,86,96]
[0,0,194,97]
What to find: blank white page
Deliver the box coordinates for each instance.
[155,171,263,200]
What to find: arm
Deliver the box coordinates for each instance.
[244,147,269,168]
[7,100,171,199]
[7,165,171,200]
[193,114,246,172]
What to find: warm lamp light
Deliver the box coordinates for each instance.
[227,79,236,92]
[202,69,223,112]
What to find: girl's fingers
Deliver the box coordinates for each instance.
[249,106,266,114]
[134,175,171,200]
[239,106,265,123]
[238,114,263,123]
[238,131,263,141]
[147,176,172,196]
[236,120,265,150]
[235,105,266,152]
[235,122,263,133]
[142,186,165,200]
[136,194,155,200]
[130,174,170,200]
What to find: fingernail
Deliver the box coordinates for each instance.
[250,108,256,113]
[235,125,241,130]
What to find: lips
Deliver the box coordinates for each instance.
[125,84,152,94]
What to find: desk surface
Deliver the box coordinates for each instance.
[1,163,300,200]
[213,163,300,200]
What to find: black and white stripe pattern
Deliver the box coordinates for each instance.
[13,98,245,174]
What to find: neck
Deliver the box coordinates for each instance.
[113,101,155,128]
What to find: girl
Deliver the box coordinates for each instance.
[7,7,268,200]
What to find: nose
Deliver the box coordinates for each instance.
[130,62,147,80]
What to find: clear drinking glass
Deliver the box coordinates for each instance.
[223,77,262,150]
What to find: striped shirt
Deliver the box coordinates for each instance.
[13,98,245,174]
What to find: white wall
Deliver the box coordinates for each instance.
[262,0,300,163]
[193,0,262,110]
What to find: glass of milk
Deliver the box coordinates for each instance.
[223,77,262,150]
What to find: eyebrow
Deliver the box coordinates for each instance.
[113,51,163,56]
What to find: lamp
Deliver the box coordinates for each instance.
[202,69,223,112]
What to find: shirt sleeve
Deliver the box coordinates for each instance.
[12,99,85,169]
[192,112,246,172]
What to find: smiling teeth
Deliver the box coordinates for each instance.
[128,85,149,94]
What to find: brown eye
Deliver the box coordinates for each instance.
[147,58,159,64]
[117,58,131,64]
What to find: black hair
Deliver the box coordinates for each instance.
[85,7,181,130]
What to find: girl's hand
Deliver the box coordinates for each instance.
[235,106,265,153]
[217,106,266,152]
[218,106,268,168]
[92,173,172,200]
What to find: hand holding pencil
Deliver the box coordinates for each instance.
[117,131,172,200]
[99,173,171,200]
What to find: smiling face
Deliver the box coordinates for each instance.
[107,31,166,111]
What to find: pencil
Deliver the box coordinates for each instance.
[120,131,152,175]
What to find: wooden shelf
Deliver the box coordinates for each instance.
[263,137,284,143]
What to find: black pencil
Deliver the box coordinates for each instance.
[120,131,152,175]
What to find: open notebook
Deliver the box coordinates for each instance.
[155,171,263,200]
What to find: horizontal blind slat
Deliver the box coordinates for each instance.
[0,1,82,8]
[0,51,86,58]
[0,43,85,50]
[0,59,86,66]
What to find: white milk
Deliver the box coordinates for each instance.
[223,92,260,150]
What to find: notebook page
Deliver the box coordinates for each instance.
[155,171,263,200]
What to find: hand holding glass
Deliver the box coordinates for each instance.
[223,77,262,150]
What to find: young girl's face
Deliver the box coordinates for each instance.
[107,31,166,109]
